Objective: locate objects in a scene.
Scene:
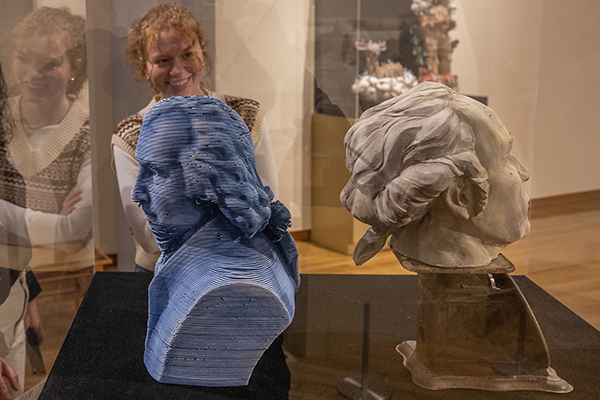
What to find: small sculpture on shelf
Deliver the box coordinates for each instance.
[340,82,572,393]
[351,40,418,107]
[411,0,458,88]
[133,95,300,386]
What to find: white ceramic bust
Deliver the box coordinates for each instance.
[341,82,530,268]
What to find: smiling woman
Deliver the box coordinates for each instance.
[5,7,92,257]
[126,3,209,98]
[144,28,205,98]
[111,2,279,274]
[13,36,73,106]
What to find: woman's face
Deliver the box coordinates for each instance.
[145,28,204,98]
[13,34,73,103]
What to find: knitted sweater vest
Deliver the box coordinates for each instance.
[0,143,29,269]
[0,98,91,270]
[3,98,91,213]
[0,144,26,208]
[112,93,264,160]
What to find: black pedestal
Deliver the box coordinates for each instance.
[39,273,600,399]
[285,274,600,399]
[397,273,571,392]
[38,273,290,400]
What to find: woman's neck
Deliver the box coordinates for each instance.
[158,86,208,101]
[20,95,71,129]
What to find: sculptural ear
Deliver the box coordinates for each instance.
[443,177,473,220]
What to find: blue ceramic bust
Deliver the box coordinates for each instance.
[133,95,299,386]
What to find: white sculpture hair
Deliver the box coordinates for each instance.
[341,82,490,265]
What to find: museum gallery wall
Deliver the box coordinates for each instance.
[1,0,598,268]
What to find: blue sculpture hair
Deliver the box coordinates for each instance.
[139,95,276,238]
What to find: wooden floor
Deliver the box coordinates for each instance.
[25,195,600,391]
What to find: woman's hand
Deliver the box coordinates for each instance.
[24,299,44,346]
[60,185,83,216]
[0,357,18,400]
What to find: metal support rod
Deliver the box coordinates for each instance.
[354,0,362,118]
[361,302,370,400]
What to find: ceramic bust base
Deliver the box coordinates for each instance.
[395,261,572,393]
[394,252,515,274]
[397,341,571,393]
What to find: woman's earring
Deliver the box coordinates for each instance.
[70,76,75,82]
[195,198,202,205]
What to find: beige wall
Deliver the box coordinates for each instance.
[33,0,596,255]
[453,0,600,199]
[452,0,542,197]
[215,0,313,231]
[533,0,600,198]
[35,0,85,17]
[214,0,600,235]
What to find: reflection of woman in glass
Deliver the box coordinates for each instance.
[0,6,93,268]
[0,61,28,400]
[112,3,279,273]
[0,8,91,395]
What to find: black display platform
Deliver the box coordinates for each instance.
[39,273,290,400]
[39,273,600,399]
[285,274,600,399]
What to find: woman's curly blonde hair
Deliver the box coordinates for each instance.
[126,3,210,88]
[13,6,87,97]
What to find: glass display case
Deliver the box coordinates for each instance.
[0,0,599,398]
